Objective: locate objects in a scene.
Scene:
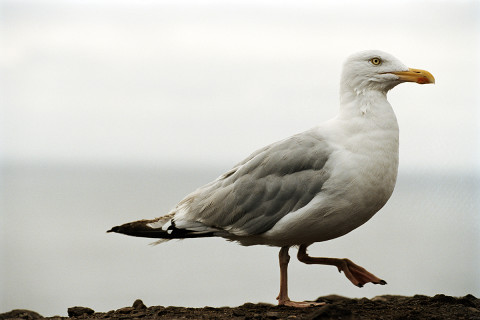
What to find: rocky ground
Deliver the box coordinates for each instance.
[1,294,479,320]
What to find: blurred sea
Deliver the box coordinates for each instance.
[1,163,479,316]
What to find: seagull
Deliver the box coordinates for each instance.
[108,50,434,307]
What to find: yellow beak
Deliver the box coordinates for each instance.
[391,68,435,84]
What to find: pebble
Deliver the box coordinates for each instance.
[265,311,280,319]
[0,309,43,319]
[132,299,147,310]
[67,306,94,317]
[116,307,134,314]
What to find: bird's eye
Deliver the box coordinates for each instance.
[370,57,382,66]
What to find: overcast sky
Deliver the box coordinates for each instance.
[1,0,479,173]
[1,1,479,315]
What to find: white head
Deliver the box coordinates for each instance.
[341,50,435,95]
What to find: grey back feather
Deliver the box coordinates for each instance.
[174,129,332,236]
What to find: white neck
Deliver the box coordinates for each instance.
[341,88,390,117]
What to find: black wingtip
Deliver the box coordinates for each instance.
[106,219,215,240]
[106,220,171,238]
[107,226,120,233]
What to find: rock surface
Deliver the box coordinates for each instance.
[1,294,479,320]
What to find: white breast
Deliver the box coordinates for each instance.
[258,97,400,247]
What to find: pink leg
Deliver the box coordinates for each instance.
[276,247,325,307]
[276,247,290,305]
[297,244,387,287]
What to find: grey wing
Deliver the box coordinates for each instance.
[173,129,332,236]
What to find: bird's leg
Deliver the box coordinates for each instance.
[276,246,325,307]
[276,247,291,305]
[297,244,387,287]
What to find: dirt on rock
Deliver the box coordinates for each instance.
[1,294,479,320]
